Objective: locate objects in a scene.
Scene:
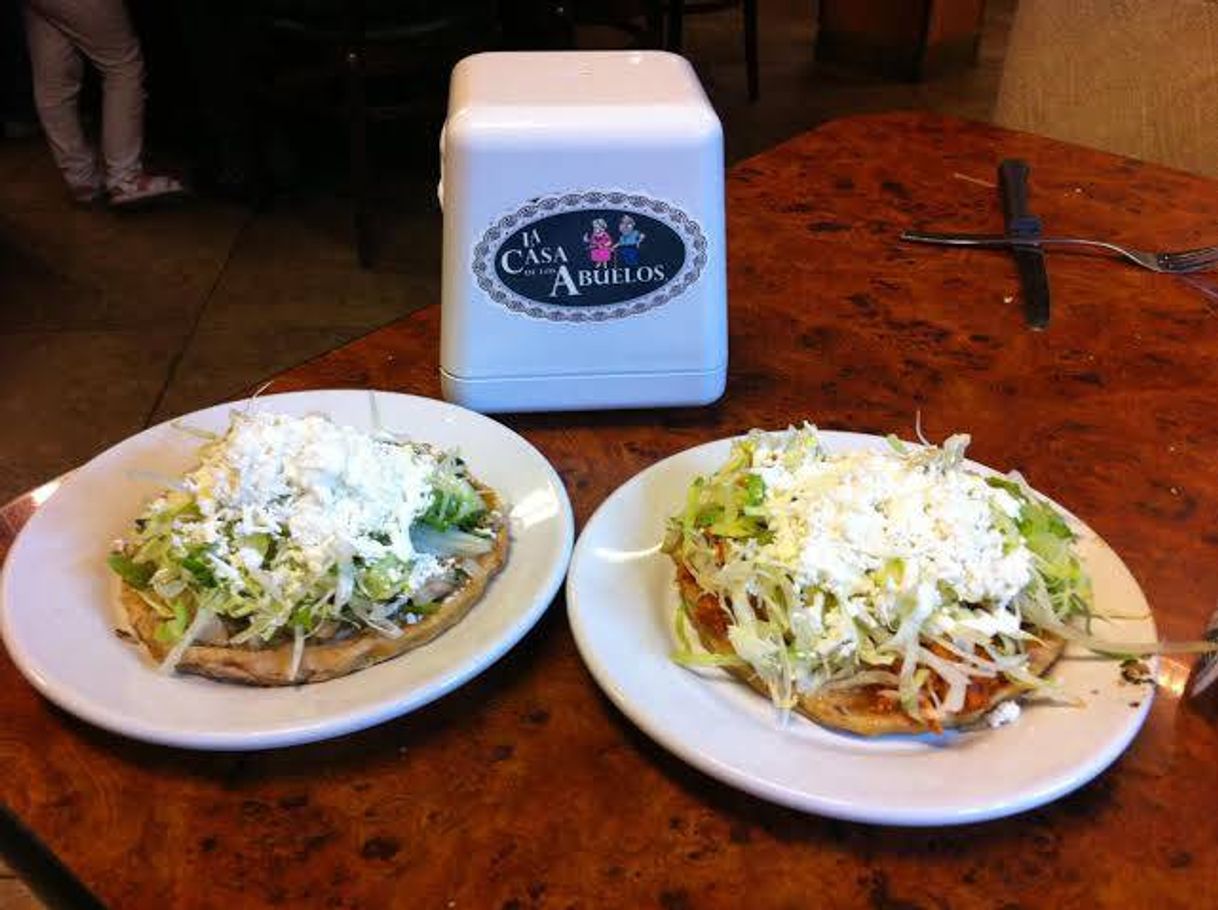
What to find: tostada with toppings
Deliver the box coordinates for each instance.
[663,425,1092,735]
[108,410,508,685]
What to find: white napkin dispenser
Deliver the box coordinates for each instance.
[439,51,727,413]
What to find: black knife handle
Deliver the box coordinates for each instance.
[999,159,1040,235]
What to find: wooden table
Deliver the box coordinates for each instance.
[3,112,1218,909]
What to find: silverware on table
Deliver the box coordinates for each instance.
[998,160,1050,329]
[901,231,1218,275]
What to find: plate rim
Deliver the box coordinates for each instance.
[566,430,1155,826]
[0,389,575,751]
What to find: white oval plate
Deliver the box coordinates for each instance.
[567,432,1156,826]
[1,390,573,750]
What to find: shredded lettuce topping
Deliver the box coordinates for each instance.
[663,425,1100,723]
[109,411,497,674]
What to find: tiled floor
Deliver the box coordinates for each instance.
[0,1,1012,905]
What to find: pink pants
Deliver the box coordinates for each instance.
[23,0,144,189]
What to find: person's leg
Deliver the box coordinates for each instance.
[29,0,184,204]
[27,0,144,186]
[88,2,143,187]
[23,1,100,196]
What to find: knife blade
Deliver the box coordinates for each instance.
[998,159,1051,329]
[900,231,1049,247]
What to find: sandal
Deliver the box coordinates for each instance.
[108,173,188,209]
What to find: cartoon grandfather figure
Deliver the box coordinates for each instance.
[615,214,645,266]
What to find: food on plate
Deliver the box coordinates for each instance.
[662,425,1091,735]
[108,410,508,685]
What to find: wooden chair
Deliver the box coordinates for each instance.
[814,0,985,82]
[575,0,758,100]
[664,0,759,101]
[252,0,499,267]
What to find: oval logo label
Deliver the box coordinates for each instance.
[472,191,708,322]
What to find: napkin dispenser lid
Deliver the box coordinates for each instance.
[439,51,727,413]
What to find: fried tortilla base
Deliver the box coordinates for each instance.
[675,563,1065,736]
[120,488,509,686]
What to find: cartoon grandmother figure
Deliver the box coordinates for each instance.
[585,218,614,268]
[615,214,645,266]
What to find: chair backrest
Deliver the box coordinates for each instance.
[258,0,498,37]
[992,0,1218,177]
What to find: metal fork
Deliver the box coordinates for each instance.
[901,230,1218,274]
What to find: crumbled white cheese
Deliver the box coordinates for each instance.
[182,412,435,581]
[753,447,1031,605]
[985,699,1022,728]
[745,442,1033,667]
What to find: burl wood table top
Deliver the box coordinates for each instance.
[3,112,1217,909]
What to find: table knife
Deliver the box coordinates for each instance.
[998,159,1051,329]
[900,231,1048,247]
